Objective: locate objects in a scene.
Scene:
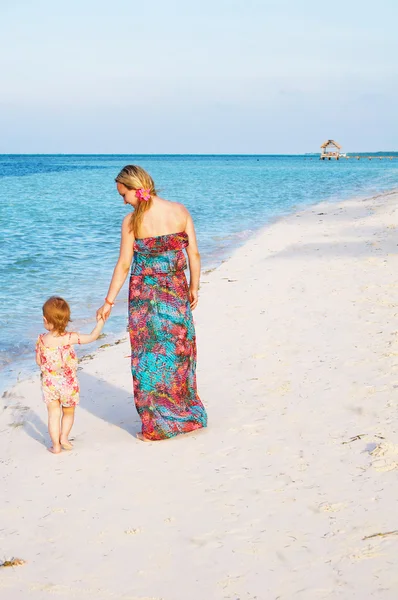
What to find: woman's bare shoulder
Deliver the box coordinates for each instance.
[162,199,189,216]
[121,213,134,233]
[122,213,133,225]
[156,197,189,221]
[175,201,190,215]
[157,196,185,208]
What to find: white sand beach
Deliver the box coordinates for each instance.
[2,189,398,599]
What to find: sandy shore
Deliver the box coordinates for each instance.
[2,190,398,599]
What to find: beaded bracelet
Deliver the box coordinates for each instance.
[105,297,115,307]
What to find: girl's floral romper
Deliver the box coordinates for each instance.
[36,334,80,407]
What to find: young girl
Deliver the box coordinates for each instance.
[36,296,104,454]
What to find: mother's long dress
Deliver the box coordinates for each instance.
[128,232,207,440]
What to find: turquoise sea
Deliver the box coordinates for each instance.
[1,154,398,391]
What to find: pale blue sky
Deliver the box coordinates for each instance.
[0,0,397,153]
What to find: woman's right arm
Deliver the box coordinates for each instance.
[96,215,135,321]
[185,211,201,310]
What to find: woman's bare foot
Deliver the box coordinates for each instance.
[60,440,73,451]
[48,446,62,454]
[136,433,151,442]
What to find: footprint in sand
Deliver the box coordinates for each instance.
[275,382,291,395]
[190,531,223,549]
[319,502,346,513]
[124,528,142,535]
[350,545,384,561]
[370,442,398,472]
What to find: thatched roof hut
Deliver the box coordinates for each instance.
[320,140,342,159]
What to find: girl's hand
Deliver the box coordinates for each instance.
[189,287,198,310]
[96,303,112,322]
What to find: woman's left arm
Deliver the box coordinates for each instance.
[96,215,135,321]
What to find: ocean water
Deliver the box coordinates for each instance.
[1,154,398,390]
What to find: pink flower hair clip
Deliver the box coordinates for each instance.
[136,188,151,202]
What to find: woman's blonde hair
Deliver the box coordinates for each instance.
[42,296,71,335]
[115,165,157,237]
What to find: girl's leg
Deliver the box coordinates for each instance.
[47,401,62,453]
[60,406,75,449]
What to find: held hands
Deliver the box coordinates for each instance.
[96,297,115,321]
[96,303,112,322]
[189,286,199,310]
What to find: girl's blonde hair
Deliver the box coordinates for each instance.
[115,165,157,237]
[42,296,71,335]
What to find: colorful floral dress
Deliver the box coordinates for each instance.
[128,232,207,440]
[36,334,80,407]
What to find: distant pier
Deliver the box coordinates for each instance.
[341,155,397,160]
[320,155,397,160]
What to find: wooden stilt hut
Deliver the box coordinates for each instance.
[320,140,342,160]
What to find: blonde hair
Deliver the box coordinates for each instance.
[115,165,157,237]
[42,296,71,335]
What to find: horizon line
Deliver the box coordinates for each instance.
[1,151,397,157]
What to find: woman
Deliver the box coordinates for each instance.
[96,165,207,441]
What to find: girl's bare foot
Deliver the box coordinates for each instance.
[136,433,151,442]
[60,440,73,450]
[48,446,62,454]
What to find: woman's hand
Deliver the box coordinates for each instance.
[189,287,198,310]
[96,303,112,322]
